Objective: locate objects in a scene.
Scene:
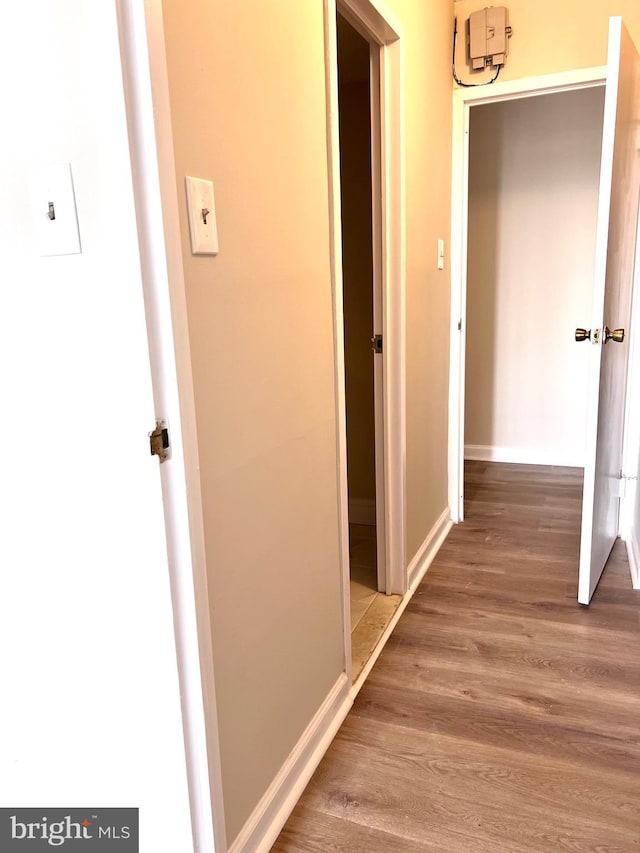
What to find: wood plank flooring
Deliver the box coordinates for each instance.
[273,462,640,852]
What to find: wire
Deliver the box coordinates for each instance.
[452,17,502,88]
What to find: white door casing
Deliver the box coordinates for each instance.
[326,0,407,633]
[449,66,608,524]
[578,18,640,605]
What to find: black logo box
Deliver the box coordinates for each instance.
[0,809,138,851]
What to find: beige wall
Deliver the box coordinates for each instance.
[389,0,454,558]
[339,79,376,505]
[339,0,455,545]
[162,0,454,843]
[454,0,640,83]
[161,1,345,842]
[465,88,604,463]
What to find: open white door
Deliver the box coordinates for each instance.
[578,18,640,605]
[369,42,387,592]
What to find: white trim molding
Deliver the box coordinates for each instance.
[627,529,640,589]
[228,675,352,853]
[323,0,353,690]
[326,0,407,614]
[464,444,585,469]
[116,2,225,851]
[448,66,607,524]
[406,508,453,591]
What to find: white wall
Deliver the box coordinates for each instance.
[622,228,640,588]
[626,380,640,587]
[0,3,194,849]
[465,88,605,466]
[631,438,640,588]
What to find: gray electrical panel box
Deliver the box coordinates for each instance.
[468,6,511,70]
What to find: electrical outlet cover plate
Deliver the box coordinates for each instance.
[185,176,219,255]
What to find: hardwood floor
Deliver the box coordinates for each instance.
[273,462,640,852]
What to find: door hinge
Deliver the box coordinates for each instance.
[149,420,170,463]
[371,334,383,354]
[617,473,638,499]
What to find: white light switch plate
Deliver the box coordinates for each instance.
[185,176,219,255]
[437,238,445,270]
[27,162,81,256]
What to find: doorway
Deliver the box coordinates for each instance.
[336,12,401,680]
[449,68,609,525]
[450,27,640,605]
[326,0,406,684]
[464,87,605,470]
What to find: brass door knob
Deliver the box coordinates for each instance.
[575,328,591,342]
[604,326,625,344]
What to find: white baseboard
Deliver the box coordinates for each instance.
[348,497,376,526]
[407,507,452,591]
[228,673,352,853]
[228,508,454,852]
[353,507,452,694]
[464,444,584,468]
[626,531,640,589]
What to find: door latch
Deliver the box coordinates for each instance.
[149,420,170,463]
[371,334,383,354]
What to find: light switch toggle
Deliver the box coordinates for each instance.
[185,176,219,255]
[27,162,81,256]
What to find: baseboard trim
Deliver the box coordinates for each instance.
[227,510,454,852]
[407,508,452,591]
[464,444,584,468]
[352,507,452,695]
[228,673,352,853]
[626,531,640,589]
[348,497,376,526]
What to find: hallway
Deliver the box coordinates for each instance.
[273,462,640,851]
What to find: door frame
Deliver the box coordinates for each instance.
[448,66,607,524]
[116,2,225,850]
[323,0,406,627]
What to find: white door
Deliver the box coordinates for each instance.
[369,42,387,592]
[578,17,640,604]
[0,2,196,846]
